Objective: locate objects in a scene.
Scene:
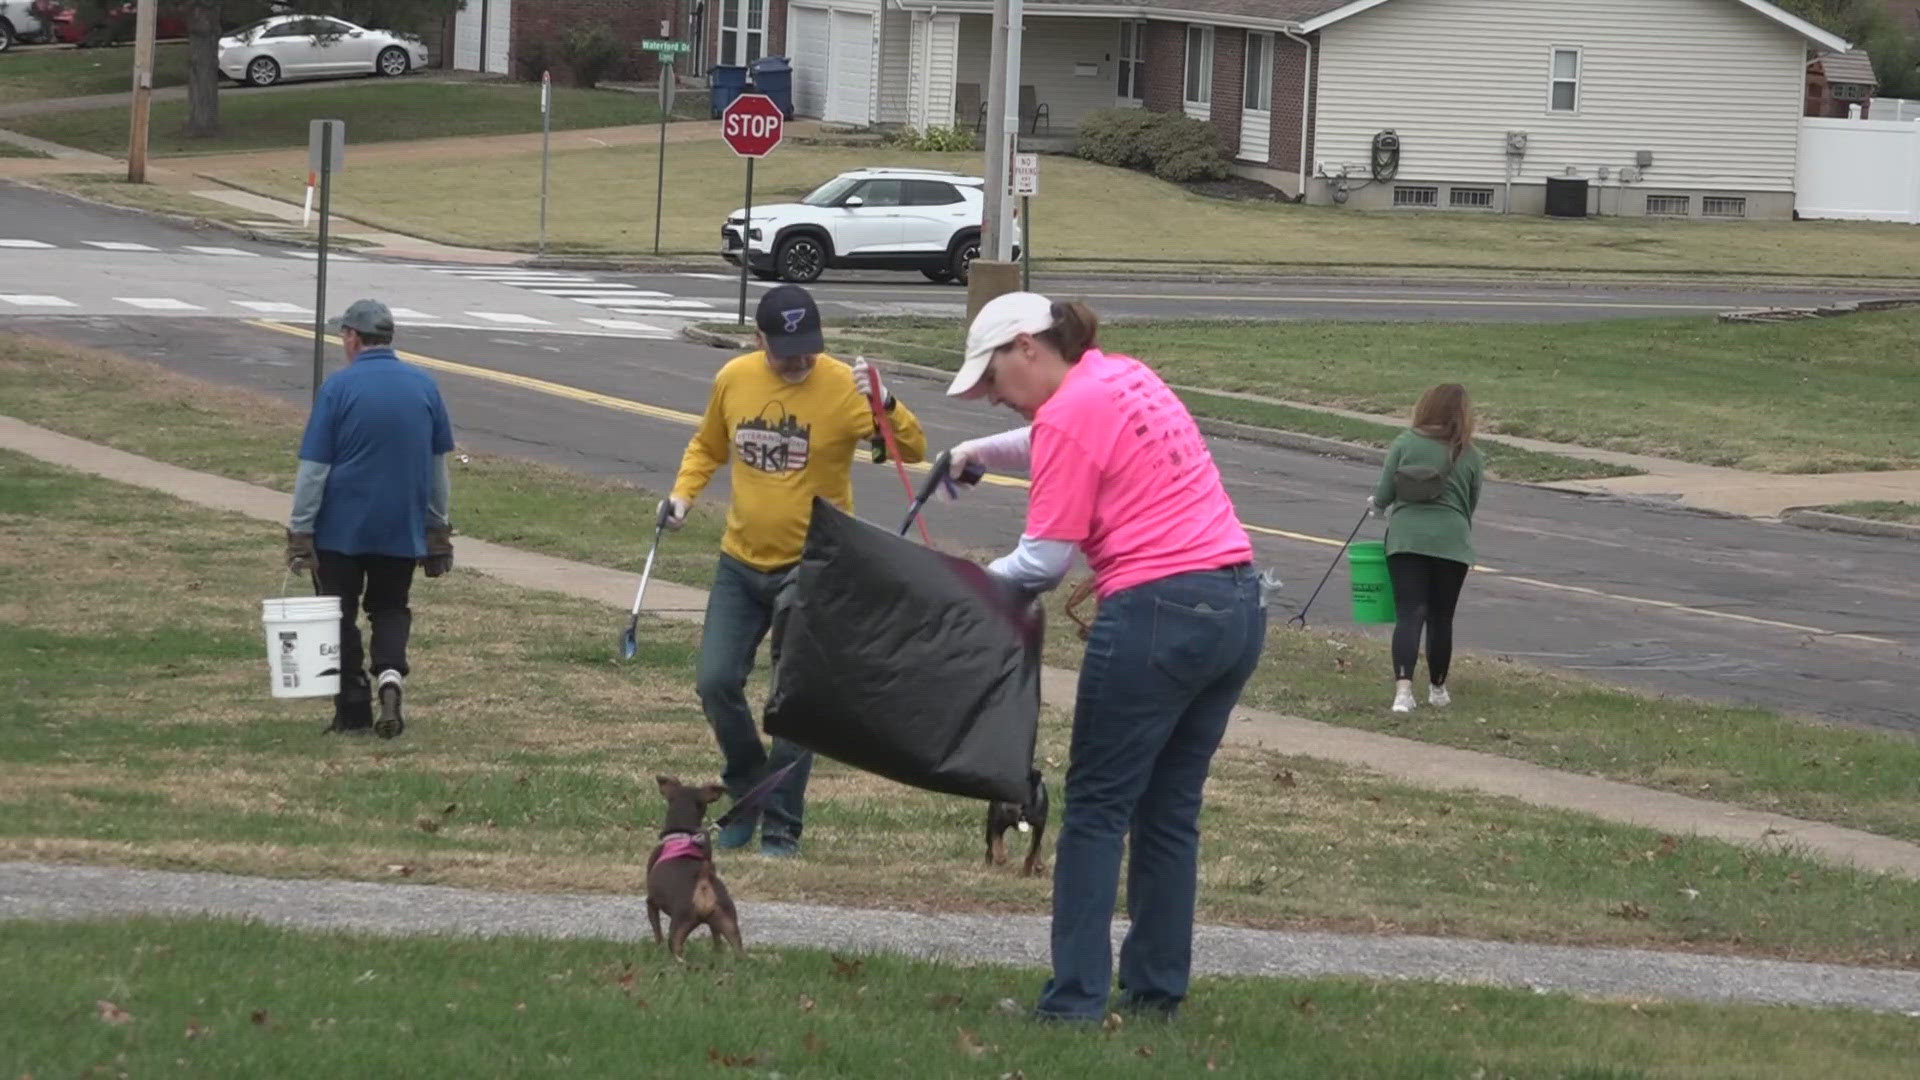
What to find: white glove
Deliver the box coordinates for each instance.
[659,497,689,532]
[948,446,983,489]
[1368,496,1387,519]
[944,428,1032,498]
[851,356,891,409]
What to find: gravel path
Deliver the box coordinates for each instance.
[6,862,1918,1016]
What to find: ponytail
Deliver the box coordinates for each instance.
[1036,301,1100,364]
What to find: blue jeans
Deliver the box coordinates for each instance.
[1036,564,1265,1021]
[695,554,813,842]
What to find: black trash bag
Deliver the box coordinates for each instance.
[764,498,1042,805]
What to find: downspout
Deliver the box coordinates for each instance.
[1282,28,1313,203]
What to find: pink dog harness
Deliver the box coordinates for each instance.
[656,832,709,864]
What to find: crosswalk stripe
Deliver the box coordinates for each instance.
[535,288,674,298]
[388,307,439,321]
[0,239,56,249]
[83,241,160,251]
[279,251,363,262]
[233,301,310,314]
[583,317,672,333]
[116,297,204,310]
[0,294,76,307]
[585,298,715,310]
[465,312,553,325]
[185,246,260,257]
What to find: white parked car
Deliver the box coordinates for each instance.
[219,14,429,87]
[0,0,54,52]
[721,167,1017,285]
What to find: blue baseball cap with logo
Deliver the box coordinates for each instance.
[755,284,824,358]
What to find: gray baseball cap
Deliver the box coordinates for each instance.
[331,299,395,336]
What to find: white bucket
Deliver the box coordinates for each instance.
[261,595,343,699]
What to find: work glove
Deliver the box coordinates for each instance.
[659,497,690,532]
[1367,496,1388,519]
[945,445,990,491]
[422,525,454,578]
[285,529,317,573]
[851,356,894,411]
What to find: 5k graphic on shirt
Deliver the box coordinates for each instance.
[733,402,813,475]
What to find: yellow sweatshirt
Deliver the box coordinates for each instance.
[671,352,927,572]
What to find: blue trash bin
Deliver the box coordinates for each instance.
[709,65,748,118]
[749,55,794,119]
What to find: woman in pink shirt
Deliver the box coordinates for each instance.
[945,292,1264,1023]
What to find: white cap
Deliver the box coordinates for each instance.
[948,291,1055,397]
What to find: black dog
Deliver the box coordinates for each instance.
[985,769,1049,876]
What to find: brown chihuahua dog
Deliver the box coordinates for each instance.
[645,775,744,960]
[985,768,1050,876]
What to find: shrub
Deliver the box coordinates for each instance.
[516,39,552,83]
[888,126,979,152]
[557,25,624,89]
[1076,108,1231,184]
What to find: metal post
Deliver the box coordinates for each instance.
[1021,194,1031,291]
[127,0,157,183]
[997,0,1024,259]
[737,156,754,326]
[538,71,551,258]
[980,0,1010,266]
[654,57,671,256]
[311,126,332,406]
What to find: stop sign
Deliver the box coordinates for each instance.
[721,93,784,158]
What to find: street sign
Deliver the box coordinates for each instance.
[1012,152,1039,196]
[307,119,345,175]
[642,39,691,54]
[722,93,785,158]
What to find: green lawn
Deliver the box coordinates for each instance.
[7,330,1920,858]
[1820,501,1920,524]
[0,140,48,158]
[199,138,1920,278]
[697,320,1637,484]
[774,311,1920,474]
[0,42,190,102]
[4,80,702,157]
[11,919,1918,1079]
[8,445,1917,962]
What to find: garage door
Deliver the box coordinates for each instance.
[824,11,873,126]
[453,0,511,74]
[791,7,830,118]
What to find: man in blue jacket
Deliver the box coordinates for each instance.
[285,300,456,738]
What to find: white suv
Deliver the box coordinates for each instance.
[721,167,1016,286]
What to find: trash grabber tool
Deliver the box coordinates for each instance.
[1289,508,1371,630]
[620,500,673,659]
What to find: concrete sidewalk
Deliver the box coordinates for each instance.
[5,862,1917,1013]
[5,414,1918,881]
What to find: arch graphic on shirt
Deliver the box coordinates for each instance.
[734,400,812,475]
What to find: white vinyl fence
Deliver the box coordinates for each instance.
[1795,117,1920,223]
[1870,97,1920,123]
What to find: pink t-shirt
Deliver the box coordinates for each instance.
[1025,349,1253,598]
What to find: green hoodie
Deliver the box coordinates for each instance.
[1371,430,1484,566]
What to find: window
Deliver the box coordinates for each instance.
[1117,21,1147,104]
[906,180,964,206]
[1244,32,1272,112]
[851,180,906,207]
[1646,194,1691,216]
[720,0,766,67]
[1393,186,1439,207]
[1550,47,1580,113]
[1450,187,1496,209]
[1702,196,1747,218]
[1185,26,1214,117]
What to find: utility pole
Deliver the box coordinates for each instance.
[996,0,1024,260]
[979,0,1011,267]
[127,0,157,183]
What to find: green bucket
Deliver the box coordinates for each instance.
[1347,542,1397,625]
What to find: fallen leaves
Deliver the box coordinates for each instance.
[1102,1012,1124,1033]
[1272,769,1297,788]
[929,993,964,1010]
[1608,900,1651,921]
[1135,1044,1156,1058]
[802,1031,825,1053]
[183,1020,208,1040]
[705,1047,759,1068]
[95,1000,133,1026]
[956,1027,992,1058]
[797,994,816,1013]
[1292,994,1317,1015]
[250,1009,272,1027]
[415,816,441,834]
[829,954,865,980]
[384,864,414,877]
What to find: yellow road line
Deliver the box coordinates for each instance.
[248,319,1900,649]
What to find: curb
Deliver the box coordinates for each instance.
[18,176,378,254]
[1782,508,1920,542]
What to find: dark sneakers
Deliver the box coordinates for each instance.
[326,678,373,735]
[374,670,405,739]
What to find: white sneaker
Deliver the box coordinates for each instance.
[1391,686,1416,713]
[1428,685,1451,708]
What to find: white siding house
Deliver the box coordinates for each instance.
[1304,0,1829,216]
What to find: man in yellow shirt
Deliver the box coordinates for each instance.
[663,285,927,858]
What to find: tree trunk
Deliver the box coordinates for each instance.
[183,0,221,138]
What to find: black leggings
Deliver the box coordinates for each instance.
[1386,553,1470,685]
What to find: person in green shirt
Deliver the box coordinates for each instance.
[1368,383,1485,715]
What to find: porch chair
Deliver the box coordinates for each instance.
[954,82,987,133]
[1019,84,1051,134]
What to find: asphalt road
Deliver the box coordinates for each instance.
[14,311,1919,734]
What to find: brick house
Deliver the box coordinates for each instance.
[781,0,1849,219]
